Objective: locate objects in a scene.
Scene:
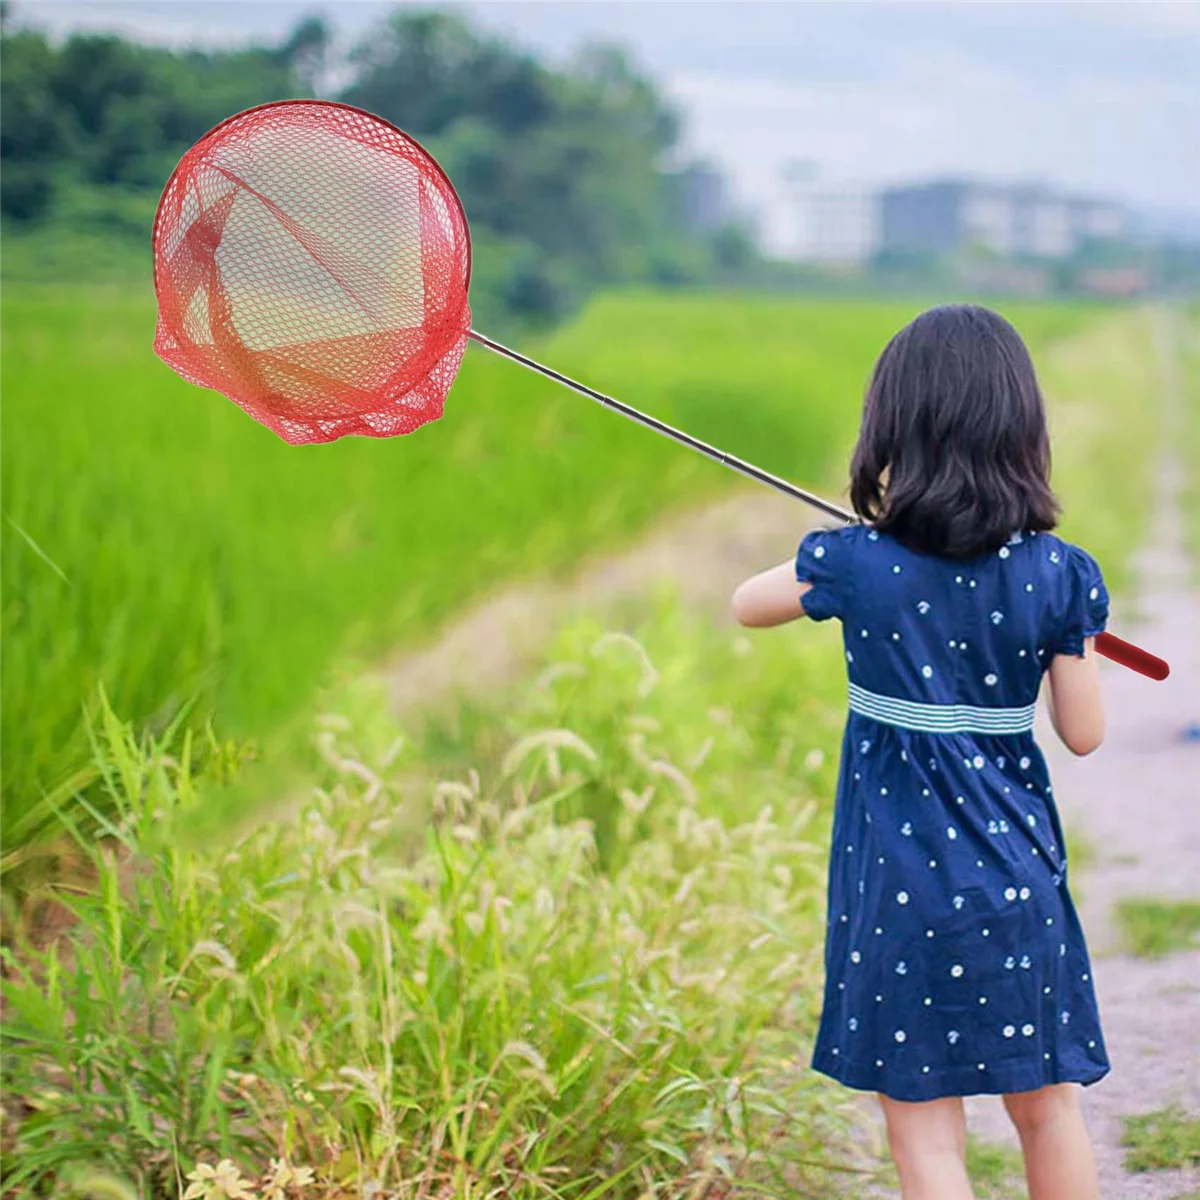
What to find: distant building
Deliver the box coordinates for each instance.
[880,180,1128,260]
[676,163,731,234]
[773,163,880,263]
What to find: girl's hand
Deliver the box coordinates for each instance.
[732,560,814,628]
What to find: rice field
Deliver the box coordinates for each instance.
[2,282,1129,851]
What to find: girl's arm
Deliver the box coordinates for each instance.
[732,560,813,628]
[1044,637,1105,755]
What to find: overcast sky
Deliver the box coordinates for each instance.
[16,1,1200,244]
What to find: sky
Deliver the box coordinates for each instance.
[15,1,1200,249]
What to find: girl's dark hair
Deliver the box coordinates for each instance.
[849,304,1059,559]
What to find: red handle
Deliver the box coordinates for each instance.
[1095,631,1169,680]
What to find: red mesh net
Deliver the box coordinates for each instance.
[152,100,472,445]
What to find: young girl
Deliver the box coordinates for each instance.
[731,305,1107,1200]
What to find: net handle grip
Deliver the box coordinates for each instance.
[467,329,1169,682]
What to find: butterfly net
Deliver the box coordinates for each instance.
[152,100,472,445]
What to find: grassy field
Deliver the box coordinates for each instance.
[2,595,868,1194]
[3,282,1127,854]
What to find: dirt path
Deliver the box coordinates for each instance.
[377,486,822,719]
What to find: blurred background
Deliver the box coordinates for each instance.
[2,2,1198,1194]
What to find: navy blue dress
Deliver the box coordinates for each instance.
[796,524,1111,1102]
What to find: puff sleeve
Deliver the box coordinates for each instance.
[795,526,851,622]
[1049,544,1109,658]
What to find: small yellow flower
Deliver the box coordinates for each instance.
[183,1159,256,1200]
[262,1159,316,1200]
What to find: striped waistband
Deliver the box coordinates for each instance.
[848,682,1036,735]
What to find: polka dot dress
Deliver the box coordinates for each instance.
[797,525,1111,1101]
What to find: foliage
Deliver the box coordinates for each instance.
[2,602,886,1195]
[0,7,740,323]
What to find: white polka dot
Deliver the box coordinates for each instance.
[982,928,990,936]
[1082,973,1089,982]
[846,650,854,663]
[1089,586,1099,601]
[928,859,937,868]
[1025,583,1034,593]
[951,964,964,977]
[881,787,888,795]
[1019,649,1027,657]
[969,580,977,588]
[1019,757,1031,770]
[973,755,985,769]
[875,926,883,934]
[1019,886,1031,900]
[861,628,869,638]
[921,665,933,678]
[955,575,963,584]
[918,600,931,614]
[1003,1025,1015,1038]
[848,1017,858,1031]
[1044,986,1051,995]
[926,928,935,937]
[947,826,958,840]
[1088,1040,1096,1049]
[922,1065,931,1073]
[851,951,861,963]
[893,565,901,574]
[832,1047,839,1055]
[978,1063,986,1070]
[1049,551,1061,564]
[1022,1024,1035,1036]
[868,531,879,541]
[984,674,998,686]
[1004,887,1017,901]
[892,632,900,641]
[894,1030,907,1043]
[813,545,825,559]
[949,639,958,649]
[991,610,1004,624]
[979,996,988,1005]
[924,996,932,1006]
[999,547,1010,559]
[897,891,909,904]
[876,996,883,1003]
[956,795,965,805]
[947,1030,960,1044]
[895,961,908,975]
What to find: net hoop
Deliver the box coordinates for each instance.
[152,99,474,445]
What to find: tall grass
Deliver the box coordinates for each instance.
[3,594,885,1196]
[1,284,1106,850]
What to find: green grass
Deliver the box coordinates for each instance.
[1114,898,1200,958]
[2,282,1124,856]
[2,592,873,1195]
[1120,1103,1200,1173]
[966,1135,1027,1198]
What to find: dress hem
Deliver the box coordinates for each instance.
[812,1050,1110,1102]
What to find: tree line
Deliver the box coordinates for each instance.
[0,4,758,323]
